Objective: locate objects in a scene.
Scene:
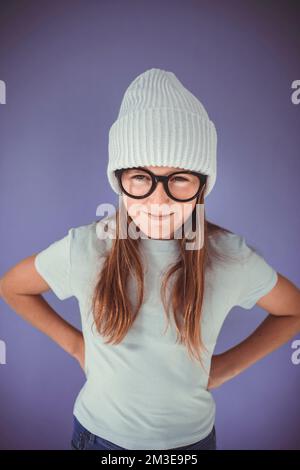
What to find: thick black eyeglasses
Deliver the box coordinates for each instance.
[114,167,207,202]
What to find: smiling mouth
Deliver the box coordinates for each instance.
[146,213,174,220]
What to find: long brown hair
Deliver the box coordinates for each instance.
[90,190,239,372]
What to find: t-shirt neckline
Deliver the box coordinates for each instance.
[139,236,179,253]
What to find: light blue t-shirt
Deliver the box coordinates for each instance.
[34,216,278,450]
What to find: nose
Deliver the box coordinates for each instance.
[147,180,170,204]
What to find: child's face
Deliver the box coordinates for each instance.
[121,166,198,240]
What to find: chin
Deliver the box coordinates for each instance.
[130,219,172,240]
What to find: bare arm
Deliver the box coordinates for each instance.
[0,255,84,367]
[208,272,300,389]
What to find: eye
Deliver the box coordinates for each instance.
[131,174,149,181]
[171,176,189,182]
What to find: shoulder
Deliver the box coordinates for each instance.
[208,229,253,265]
[68,218,114,300]
[206,229,266,284]
[69,217,114,262]
[208,228,278,309]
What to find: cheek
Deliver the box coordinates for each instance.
[172,202,195,224]
[123,196,145,220]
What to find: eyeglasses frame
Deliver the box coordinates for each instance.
[114,167,207,202]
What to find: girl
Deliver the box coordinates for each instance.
[1,68,300,451]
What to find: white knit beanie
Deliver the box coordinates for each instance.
[107,68,217,198]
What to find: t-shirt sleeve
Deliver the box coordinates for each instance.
[234,237,278,310]
[34,228,74,301]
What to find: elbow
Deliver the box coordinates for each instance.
[0,276,7,300]
[0,276,4,299]
[0,275,14,301]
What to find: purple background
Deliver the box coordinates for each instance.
[0,0,299,450]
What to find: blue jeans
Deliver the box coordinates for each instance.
[71,415,217,450]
